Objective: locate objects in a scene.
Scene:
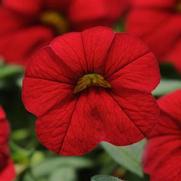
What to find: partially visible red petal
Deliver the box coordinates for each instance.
[144,136,181,181]
[0,108,15,181]
[3,0,43,15]
[127,10,181,62]
[166,40,181,73]
[0,26,53,65]
[69,0,127,28]
[36,90,144,156]
[0,7,25,36]
[152,155,181,181]
[45,0,70,11]
[132,0,175,8]
[0,159,15,181]
[0,108,10,145]
[158,90,181,123]
[143,110,181,181]
[0,107,6,120]
[126,10,170,38]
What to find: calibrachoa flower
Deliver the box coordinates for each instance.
[126,0,181,72]
[22,26,160,155]
[0,107,15,181]
[143,90,181,181]
[0,0,128,65]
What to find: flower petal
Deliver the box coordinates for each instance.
[50,32,87,74]
[36,90,144,156]
[50,27,115,74]
[81,27,115,73]
[0,160,16,181]
[0,26,53,65]
[110,88,160,138]
[143,109,181,181]
[69,0,127,28]
[0,7,25,36]
[3,0,43,15]
[0,108,10,145]
[109,52,160,92]
[166,40,181,73]
[104,33,160,92]
[132,0,175,8]
[158,90,181,123]
[127,10,181,62]
[22,78,73,117]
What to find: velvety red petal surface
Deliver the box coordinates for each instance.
[158,90,181,123]
[127,9,181,61]
[0,7,25,36]
[144,91,181,181]
[104,33,160,92]
[3,0,43,15]
[0,107,15,181]
[132,0,175,8]
[45,0,70,11]
[0,26,53,65]
[0,107,10,143]
[22,27,160,155]
[0,160,15,181]
[69,0,128,29]
[143,112,181,181]
[166,40,181,73]
[36,90,144,155]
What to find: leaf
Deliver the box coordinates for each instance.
[50,167,77,181]
[153,80,181,96]
[31,157,93,177]
[91,175,122,181]
[102,140,146,177]
[0,64,23,79]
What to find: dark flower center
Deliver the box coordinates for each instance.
[40,11,69,34]
[176,0,181,12]
[74,73,111,94]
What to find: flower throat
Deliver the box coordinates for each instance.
[40,11,69,34]
[74,73,111,94]
[176,0,181,12]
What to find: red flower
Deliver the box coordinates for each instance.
[22,26,160,155]
[126,0,181,72]
[143,90,181,181]
[0,107,15,181]
[0,0,128,65]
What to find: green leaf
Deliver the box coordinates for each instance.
[153,80,181,96]
[31,157,93,177]
[50,167,77,181]
[91,175,122,181]
[102,140,145,177]
[0,64,23,79]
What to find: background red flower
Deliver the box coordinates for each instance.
[143,90,181,181]
[0,107,15,181]
[22,26,160,156]
[126,0,181,73]
[0,0,128,65]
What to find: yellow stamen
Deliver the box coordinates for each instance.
[40,11,69,34]
[74,73,111,94]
